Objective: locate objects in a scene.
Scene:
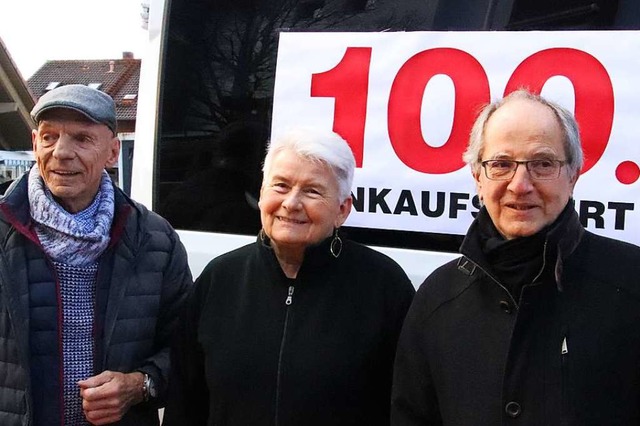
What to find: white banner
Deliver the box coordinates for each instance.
[272,31,640,246]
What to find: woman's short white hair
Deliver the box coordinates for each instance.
[262,127,356,201]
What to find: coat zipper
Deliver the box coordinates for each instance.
[275,285,295,426]
[47,258,66,426]
[285,286,294,306]
[561,333,570,424]
[531,240,549,284]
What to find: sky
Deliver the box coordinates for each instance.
[0,0,149,79]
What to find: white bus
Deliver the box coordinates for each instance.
[132,0,640,284]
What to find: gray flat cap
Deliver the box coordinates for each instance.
[31,84,117,134]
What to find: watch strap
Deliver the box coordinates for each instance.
[142,373,151,402]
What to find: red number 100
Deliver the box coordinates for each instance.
[311,46,614,175]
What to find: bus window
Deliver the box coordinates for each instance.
[153,0,637,253]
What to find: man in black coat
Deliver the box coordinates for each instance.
[391,89,640,425]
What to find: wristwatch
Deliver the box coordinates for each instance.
[142,373,157,401]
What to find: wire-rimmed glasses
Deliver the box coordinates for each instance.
[480,159,566,181]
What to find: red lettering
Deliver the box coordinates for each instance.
[505,48,614,174]
[311,47,372,167]
[387,48,490,173]
[311,46,614,177]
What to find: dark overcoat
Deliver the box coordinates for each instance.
[392,207,640,425]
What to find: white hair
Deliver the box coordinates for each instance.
[262,127,355,200]
[463,89,583,179]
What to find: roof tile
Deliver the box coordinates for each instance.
[27,58,140,123]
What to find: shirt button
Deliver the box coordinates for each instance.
[499,300,512,314]
[505,401,522,418]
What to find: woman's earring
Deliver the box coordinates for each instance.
[330,228,343,258]
[259,229,271,248]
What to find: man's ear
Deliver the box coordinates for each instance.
[472,167,483,196]
[106,137,121,168]
[32,129,38,152]
[569,169,580,191]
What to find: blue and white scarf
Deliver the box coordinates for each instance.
[28,165,114,267]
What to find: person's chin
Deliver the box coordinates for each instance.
[48,186,72,198]
[47,176,78,189]
[498,218,543,239]
[510,225,543,239]
[271,231,305,245]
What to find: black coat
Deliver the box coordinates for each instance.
[391,207,640,426]
[0,173,192,426]
[164,235,415,426]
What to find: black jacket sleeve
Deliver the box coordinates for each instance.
[163,272,210,425]
[391,278,443,426]
[141,228,193,407]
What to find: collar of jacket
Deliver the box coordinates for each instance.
[459,199,585,293]
[0,170,135,247]
[257,230,339,281]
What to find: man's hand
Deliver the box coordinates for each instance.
[78,370,145,425]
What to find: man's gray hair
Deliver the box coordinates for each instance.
[262,128,355,201]
[463,89,584,179]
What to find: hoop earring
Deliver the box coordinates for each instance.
[259,229,271,248]
[330,228,343,258]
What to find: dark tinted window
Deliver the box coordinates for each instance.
[156,0,637,252]
[508,0,619,29]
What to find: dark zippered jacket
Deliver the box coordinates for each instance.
[0,173,192,426]
[163,235,415,426]
[391,205,640,425]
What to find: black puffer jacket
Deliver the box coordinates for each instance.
[0,173,192,426]
[392,206,640,426]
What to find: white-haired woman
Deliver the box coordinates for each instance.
[164,128,415,426]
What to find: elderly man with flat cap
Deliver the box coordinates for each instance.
[0,84,192,425]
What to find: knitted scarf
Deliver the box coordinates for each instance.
[28,165,114,267]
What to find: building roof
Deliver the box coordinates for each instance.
[28,56,141,124]
[0,37,35,150]
[0,150,34,164]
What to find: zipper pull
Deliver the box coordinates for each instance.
[561,336,568,355]
[285,286,294,305]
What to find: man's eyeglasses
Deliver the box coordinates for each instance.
[480,159,566,181]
